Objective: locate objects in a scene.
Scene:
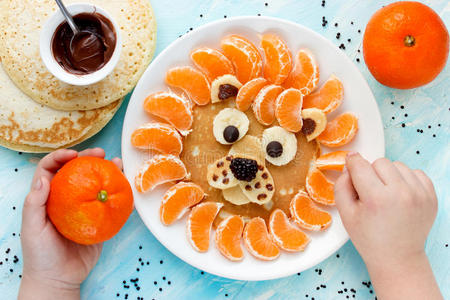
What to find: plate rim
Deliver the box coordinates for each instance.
[121,15,385,281]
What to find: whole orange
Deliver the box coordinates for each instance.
[47,156,133,245]
[363,1,449,89]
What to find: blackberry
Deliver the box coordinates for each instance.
[230,158,258,181]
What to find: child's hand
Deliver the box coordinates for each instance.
[19,148,123,300]
[335,152,442,300]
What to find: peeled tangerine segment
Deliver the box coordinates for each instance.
[135,154,187,193]
[236,77,268,111]
[260,33,292,85]
[221,35,263,84]
[317,112,358,147]
[283,49,319,96]
[316,151,349,171]
[306,167,335,205]
[190,47,235,82]
[143,92,193,134]
[275,88,304,133]
[243,217,280,261]
[165,66,211,105]
[131,123,183,156]
[290,191,332,231]
[187,202,223,252]
[215,215,245,261]
[301,108,327,142]
[211,75,242,103]
[207,156,238,189]
[269,209,310,251]
[222,185,251,205]
[160,182,204,226]
[238,164,275,205]
[303,74,344,114]
[252,84,284,126]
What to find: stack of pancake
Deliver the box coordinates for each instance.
[0,0,156,152]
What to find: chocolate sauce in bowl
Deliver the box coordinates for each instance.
[51,12,116,75]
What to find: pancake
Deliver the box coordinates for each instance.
[180,99,320,224]
[0,0,156,111]
[0,63,123,153]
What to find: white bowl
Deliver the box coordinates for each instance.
[122,16,385,281]
[40,3,122,86]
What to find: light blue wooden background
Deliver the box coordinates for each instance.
[0,0,449,299]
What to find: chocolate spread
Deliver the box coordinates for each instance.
[51,12,116,75]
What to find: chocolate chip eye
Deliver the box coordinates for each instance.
[223,125,239,143]
[266,141,283,158]
[212,108,249,145]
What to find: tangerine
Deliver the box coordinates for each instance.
[363,1,449,89]
[47,156,133,245]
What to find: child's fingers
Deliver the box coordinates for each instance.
[111,157,123,171]
[413,169,436,197]
[22,176,50,232]
[372,158,404,185]
[335,169,358,217]
[32,149,78,187]
[36,149,77,174]
[392,161,424,190]
[345,152,383,200]
[78,147,105,158]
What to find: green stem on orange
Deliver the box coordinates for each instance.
[97,190,108,202]
[404,35,416,47]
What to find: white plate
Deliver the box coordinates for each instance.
[122,16,385,281]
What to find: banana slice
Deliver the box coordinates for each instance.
[222,185,251,205]
[238,164,275,205]
[211,74,242,103]
[207,156,238,189]
[301,108,327,141]
[213,108,249,145]
[229,135,265,166]
[262,126,297,166]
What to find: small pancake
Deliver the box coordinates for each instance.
[0,0,156,111]
[181,99,320,224]
[0,63,122,153]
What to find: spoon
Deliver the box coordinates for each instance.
[54,0,80,35]
[54,0,104,65]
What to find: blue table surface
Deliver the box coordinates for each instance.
[0,0,449,299]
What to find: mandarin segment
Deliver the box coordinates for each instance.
[261,33,292,85]
[187,202,224,252]
[160,182,205,225]
[306,168,335,205]
[215,215,245,261]
[252,84,284,126]
[236,77,268,111]
[131,123,183,155]
[275,88,304,132]
[317,112,358,147]
[290,191,332,231]
[316,151,349,171]
[165,66,211,105]
[243,217,280,260]
[269,209,310,251]
[303,75,344,114]
[135,155,188,193]
[190,47,235,82]
[221,35,263,84]
[283,49,319,96]
[143,92,193,134]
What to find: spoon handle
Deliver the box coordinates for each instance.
[54,0,79,35]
